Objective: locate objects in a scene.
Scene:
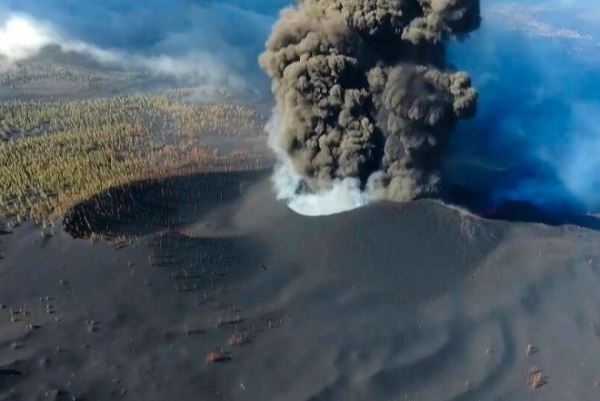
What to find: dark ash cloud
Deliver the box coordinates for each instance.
[261,0,480,207]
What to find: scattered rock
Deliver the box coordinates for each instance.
[43,388,68,401]
[227,332,249,347]
[184,326,204,336]
[206,349,230,364]
[526,344,537,356]
[528,366,547,390]
[86,320,99,333]
[40,231,53,239]
[38,357,51,368]
[217,315,243,327]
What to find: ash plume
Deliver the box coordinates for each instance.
[261,0,480,214]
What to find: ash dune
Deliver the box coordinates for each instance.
[0,170,599,400]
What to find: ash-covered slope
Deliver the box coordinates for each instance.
[1,171,599,400]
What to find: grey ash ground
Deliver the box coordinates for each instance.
[1,170,600,400]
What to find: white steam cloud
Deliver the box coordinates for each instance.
[271,162,369,217]
[267,113,369,216]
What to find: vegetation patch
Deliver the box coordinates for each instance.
[0,91,269,224]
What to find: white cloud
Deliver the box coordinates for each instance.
[0,12,247,89]
[0,14,57,61]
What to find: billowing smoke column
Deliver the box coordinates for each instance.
[260,0,480,215]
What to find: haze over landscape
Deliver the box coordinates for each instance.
[0,1,599,400]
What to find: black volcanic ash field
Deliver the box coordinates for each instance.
[0,171,599,400]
